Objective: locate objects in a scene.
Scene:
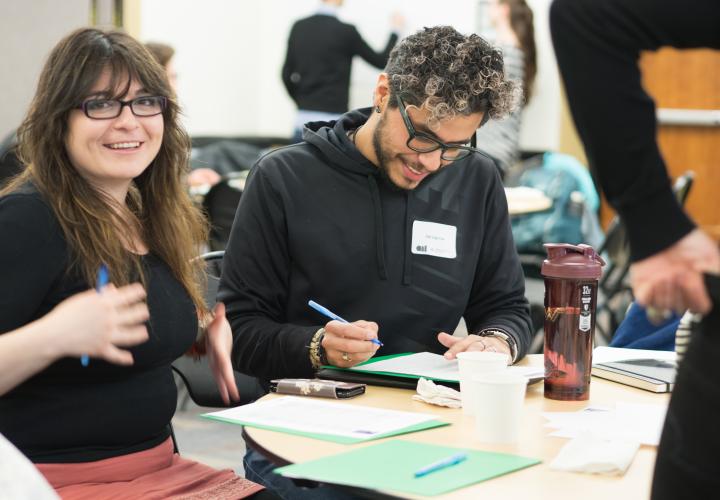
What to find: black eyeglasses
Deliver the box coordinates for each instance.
[77,96,167,120]
[395,94,482,162]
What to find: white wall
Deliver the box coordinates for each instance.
[139,0,561,150]
[0,1,89,140]
[139,0,478,138]
[517,0,560,152]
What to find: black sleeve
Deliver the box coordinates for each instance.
[0,193,68,334]
[349,26,398,69]
[218,165,318,381]
[550,0,720,261]
[464,172,532,360]
[281,27,298,102]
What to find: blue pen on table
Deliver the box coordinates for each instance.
[81,263,109,367]
[307,300,383,347]
[414,452,468,478]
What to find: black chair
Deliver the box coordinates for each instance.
[0,131,23,186]
[202,174,246,251]
[172,250,265,409]
[594,171,695,343]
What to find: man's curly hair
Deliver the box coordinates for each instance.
[385,26,520,128]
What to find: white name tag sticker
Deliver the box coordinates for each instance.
[411,220,457,259]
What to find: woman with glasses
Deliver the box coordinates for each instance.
[0,28,270,499]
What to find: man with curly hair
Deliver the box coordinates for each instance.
[221,26,532,495]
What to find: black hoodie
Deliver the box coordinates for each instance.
[218,109,532,381]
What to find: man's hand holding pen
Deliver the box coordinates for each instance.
[322,320,381,368]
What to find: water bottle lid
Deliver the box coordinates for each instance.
[541,243,605,279]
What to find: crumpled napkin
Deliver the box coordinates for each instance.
[549,432,640,475]
[412,378,462,408]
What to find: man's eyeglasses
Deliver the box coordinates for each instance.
[396,94,481,162]
[77,96,167,120]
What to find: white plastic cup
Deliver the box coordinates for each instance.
[472,372,528,444]
[456,351,509,415]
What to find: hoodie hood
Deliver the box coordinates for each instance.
[302,108,393,281]
[302,107,378,177]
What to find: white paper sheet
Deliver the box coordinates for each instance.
[350,352,544,381]
[542,402,668,446]
[592,346,677,365]
[205,396,439,439]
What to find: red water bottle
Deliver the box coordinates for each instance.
[542,243,605,401]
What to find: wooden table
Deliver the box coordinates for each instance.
[505,187,553,215]
[243,355,669,499]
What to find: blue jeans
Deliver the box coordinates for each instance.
[243,448,361,500]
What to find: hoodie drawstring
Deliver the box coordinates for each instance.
[403,191,413,285]
[366,174,388,280]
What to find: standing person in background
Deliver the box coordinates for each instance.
[475,0,536,177]
[550,0,720,498]
[282,0,405,142]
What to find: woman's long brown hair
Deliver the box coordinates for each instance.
[3,28,209,316]
[502,0,537,103]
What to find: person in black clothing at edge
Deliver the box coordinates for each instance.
[550,1,720,498]
[220,25,532,499]
[282,0,404,142]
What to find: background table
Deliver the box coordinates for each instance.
[505,187,553,215]
[243,355,669,499]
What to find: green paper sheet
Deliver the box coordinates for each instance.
[276,440,541,497]
[201,413,449,445]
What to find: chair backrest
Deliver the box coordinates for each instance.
[202,174,246,251]
[171,250,265,407]
[672,171,694,206]
[0,132,23,187]
[595,170,695,343]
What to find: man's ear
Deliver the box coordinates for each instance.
[374,73,391,109]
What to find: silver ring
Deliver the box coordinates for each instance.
[341,352,352,362]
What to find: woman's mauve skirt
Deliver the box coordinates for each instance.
[36,437,264,500]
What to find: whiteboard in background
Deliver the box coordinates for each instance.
[140,0,559,152]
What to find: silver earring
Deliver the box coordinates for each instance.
[375,106,381,113]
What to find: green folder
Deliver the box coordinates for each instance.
[202,412,449,445]
[276,440,541,496]
[316,352,461,390]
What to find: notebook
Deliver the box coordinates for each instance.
[591,358,676,393]
[317,352,544,389]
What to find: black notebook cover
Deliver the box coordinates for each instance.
[315,368,460,390]
[592,358,676,393]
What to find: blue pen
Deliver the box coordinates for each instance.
[81,263,109,367]
[308,300,383,347]
[414,452,468,478]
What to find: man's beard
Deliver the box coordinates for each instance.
[371,111,406,191]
